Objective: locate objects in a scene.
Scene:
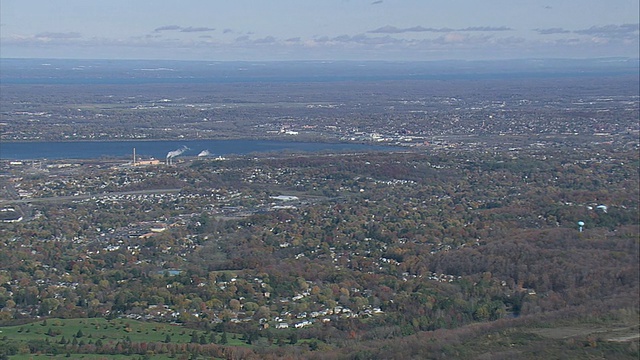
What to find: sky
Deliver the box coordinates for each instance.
[1,0,638,61]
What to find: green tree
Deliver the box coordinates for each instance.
[190,330,199,343]
[289,332,298,345]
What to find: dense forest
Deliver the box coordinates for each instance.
[0,143,638,359]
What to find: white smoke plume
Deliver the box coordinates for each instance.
[166,145,189,164]
[166,145,189,159]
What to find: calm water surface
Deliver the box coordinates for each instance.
[0,139,397,160]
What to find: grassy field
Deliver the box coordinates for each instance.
[441,314,640,360]
[9,355,176,360]
[1,317,247,359]
[2,315,636,359]
[1,318,211,344]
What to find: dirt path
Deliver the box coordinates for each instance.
[529,325,639,342]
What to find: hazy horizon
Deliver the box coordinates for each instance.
[2,56,639,62]
[2,57,637,86]
[1,1,638,61]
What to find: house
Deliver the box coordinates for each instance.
[294,320,312,328]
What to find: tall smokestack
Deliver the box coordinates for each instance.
[133,148,136,165]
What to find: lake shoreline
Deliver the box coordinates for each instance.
[0,138,403,161]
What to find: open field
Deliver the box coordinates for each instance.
[9,355,177,360]
[1,318,207,344]
[1,311,637,359]
[529,324,639,341]
[1,318,247,359]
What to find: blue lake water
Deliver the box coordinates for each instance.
[0,139,399,160]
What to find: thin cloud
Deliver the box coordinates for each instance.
[534,28,571,35]
[431,33,492,45]
[154,25,215,33]
[574,23,639,38]
[555,38,583,45]
[180,27,215,33]
[368,25,512,34]
[309,34,403,46]
[462,26,511,32]
[35,32,82,39]
[353,34,403,45]
[368,25,450,33]
[154,25,181,32]
[4,19,636,61]
[371,0,383,4]
[253,36,277,44]
[368,25,404,34]
[332,35,352,42]
[407,26,450,33]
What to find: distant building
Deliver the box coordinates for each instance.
[271,195,299,201]
[134,159,161,166]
